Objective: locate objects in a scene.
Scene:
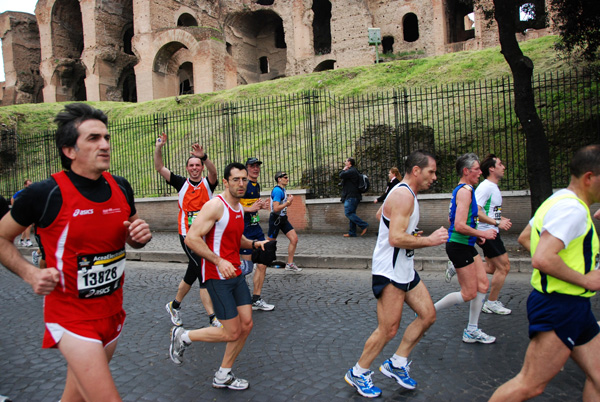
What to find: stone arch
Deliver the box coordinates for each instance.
[445,0,475,44]
[312,0,332,55]
[177,13,198,27]
[50,61,87,102]
[403,13,419,42]
[178,62,194,94]
[259,56,269,73]
[119,66,137,102]
[313,59,335,72]
[51,0,84,59]
[382,36,394,54]
[123,23,134,55]
[153,42,190,75]
[224,10,287,84]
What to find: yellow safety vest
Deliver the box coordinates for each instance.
[530,192,599,297]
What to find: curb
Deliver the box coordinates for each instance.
[18,247,533,272]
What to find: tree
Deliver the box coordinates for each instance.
[485,0,598,214]
[490,0,552,214]
[551,0,600,61]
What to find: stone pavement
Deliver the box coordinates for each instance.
[1,262,596,401]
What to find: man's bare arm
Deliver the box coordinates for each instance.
[153,133,171,181]
[0,214,59,295]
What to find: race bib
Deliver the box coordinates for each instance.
[77,249,126,299]
[493,206,502,220]
[187,210,200,226]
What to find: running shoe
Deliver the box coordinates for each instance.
[165,301,183,326]
[462,328,496,344]
[344,368,382,398]
[31,250,39,266]
[252,298,275,311]
[482,300,512,315]
[211,317,223,328]
[212,372,249,390]
[285,262,302,272]
[18,239,24,247]
[169,326,190,365]
[25,239,33,247]
[379,359,417,390]
[445,261,456,283]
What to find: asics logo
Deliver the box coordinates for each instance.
[73,209,94,217]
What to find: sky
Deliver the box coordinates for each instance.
[0,0,38,81]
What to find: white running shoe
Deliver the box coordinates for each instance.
[445,261,456,283]
[482,300,512,315]
[25,239,33,247]
[285,262,302,272]
[212,372,249,390]
[462,328,496,344]
[169,326,190,365]
[252,298,275,311]
[165,301,183,326]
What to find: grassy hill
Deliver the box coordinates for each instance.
[0,35,579,134]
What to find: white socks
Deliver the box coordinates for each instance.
[216,367,232,380]
[391,354,408,368]
[353,363,369,376]
[434,291,465,311]
[468,292,486,330]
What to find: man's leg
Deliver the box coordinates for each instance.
[344,199,358,236]
[174,280,192,305]
[251,261,267,297]
[58,334,121,402]
[396,281,436,358]
[489,331,571,401]
[357,284,405,369]
[571,333,600,401]
[285,229,298,264]
[221,305,253,368]
[486,253,510,302]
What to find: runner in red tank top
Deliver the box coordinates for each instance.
[154,132,221,328]
[168,162,271,391]
[0,104,152,402]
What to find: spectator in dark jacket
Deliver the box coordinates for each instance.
[339,157,369,237]
[374,167,401,204]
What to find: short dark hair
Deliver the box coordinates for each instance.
[456,153,479,176]
[346,157,355,166]
[186,156,204,167]
[480,154,498,179]
[570,144,600,178]
[404,150,435,174]
[54,103,108,169]
[224,162,247,180]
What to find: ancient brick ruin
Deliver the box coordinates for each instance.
[0,0,552,106]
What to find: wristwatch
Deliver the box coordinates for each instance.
[495,219,501,227]
[200,153,208,161]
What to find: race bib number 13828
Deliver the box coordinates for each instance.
[77,249,126,299]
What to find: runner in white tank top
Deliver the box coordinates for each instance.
[344,151,448,398]
[372,183,420,284]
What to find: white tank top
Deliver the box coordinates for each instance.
[371,182,419,284]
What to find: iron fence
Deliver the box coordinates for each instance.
[1,70,598,200]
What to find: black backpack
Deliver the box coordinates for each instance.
[357,172,370,193]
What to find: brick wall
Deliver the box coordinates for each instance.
[135,190,600,235]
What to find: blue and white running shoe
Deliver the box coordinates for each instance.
[344,368,382,398]
[379,359,417,390]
